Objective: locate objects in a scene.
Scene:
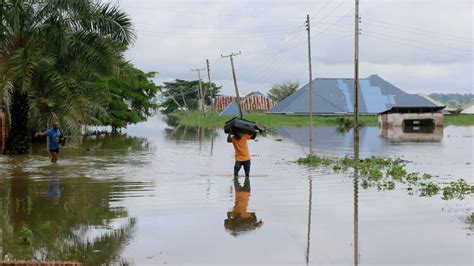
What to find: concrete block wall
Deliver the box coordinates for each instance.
[378,112,444,127]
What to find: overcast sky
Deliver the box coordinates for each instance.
[115,0,473,95]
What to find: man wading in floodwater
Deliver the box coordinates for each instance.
[35,122,64,163]
[227,132,253,177]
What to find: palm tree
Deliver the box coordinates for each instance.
[0,0,135,154]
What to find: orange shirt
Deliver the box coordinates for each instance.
[232,191,251,219]
[232,133,251,161]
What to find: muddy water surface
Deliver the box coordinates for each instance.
[0,115,472,265]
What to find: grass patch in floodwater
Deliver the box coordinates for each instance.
[169,111,378,128]
[444,115,474,125]
[297,155,474,200]
[169,111,474,128]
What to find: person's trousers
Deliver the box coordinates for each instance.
[234,160,251,176]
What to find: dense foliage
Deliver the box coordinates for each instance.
[0,0,158,154]
[267,81,299,102]
[429,93,474,110]
[160,79,221,114]
[94,61,159,132]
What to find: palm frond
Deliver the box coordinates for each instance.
[89,2,136,46]
[8,47,42,93]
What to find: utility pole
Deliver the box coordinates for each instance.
[191,67,206,114]
[353,126,360,266]
[306,176,313,265]
[353,0,362,248]
[206,59,216,127]
[354,0,360,129]
[164,91,186,113]
[306,14,314,156]
[221,51,243,119]
[179,86,188,110]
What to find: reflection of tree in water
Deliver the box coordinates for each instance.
[81,132,150,151]
[165,124,218,142]
[164,114,181,128]
[1,164,152,264]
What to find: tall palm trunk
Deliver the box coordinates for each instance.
[3,88,30,154]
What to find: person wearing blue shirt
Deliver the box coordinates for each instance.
[35,122,64,163]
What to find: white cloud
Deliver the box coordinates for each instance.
[119,0,473,94]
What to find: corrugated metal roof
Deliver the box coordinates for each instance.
[267,75,442,114]
[419,94,454,113]
[461,105,474,114]
[219,101,245,116]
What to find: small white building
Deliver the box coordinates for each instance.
[378,106,445,128]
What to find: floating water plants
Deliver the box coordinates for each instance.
[297,154,474,200]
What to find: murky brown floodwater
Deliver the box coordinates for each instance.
[0,115,472,265]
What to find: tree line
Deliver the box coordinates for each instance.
[0,0,159,154]
[429,93,474,110]
[159,80,299,115]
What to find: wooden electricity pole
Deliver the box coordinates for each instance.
[179,86,188,110]
[306,14,314,155]
[354,0,360,129]
[206,59,216,127]
[353,126,360,266]
[221,51,243,119]
[354,2,361,259]
[191,67,206,113]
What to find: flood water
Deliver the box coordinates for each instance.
[0,115,472,265]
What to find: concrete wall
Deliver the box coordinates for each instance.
[380,126,443,142]
[378,112,444,127]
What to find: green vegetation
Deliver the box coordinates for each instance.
[297,155,474,200]
[267,81,299,102]
[171,111,474,128]
[1,0,158,154]
[160,79,221,114]
[94,62,159,132]
[444,115,474,125]
[429,93,474,110]
[170,112,379,128]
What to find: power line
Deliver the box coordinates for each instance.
[247,30,306,82]
[312,1,348,27]
[120,3,317,20]
[314,7,354,37]
[363,21,472,46]
[363,29,472,54]
[363,33,471,59]
[311,0,333,19]
[135,27,305,39]
[364,18,472,42]
[133,21,304,31]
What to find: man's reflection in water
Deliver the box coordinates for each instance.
[224,177,263,236]
[47,168,62,204]
[36,167,63,204]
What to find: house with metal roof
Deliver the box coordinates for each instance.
[461,105,474,114]
[220,101,246,116]
[267,74,442,115]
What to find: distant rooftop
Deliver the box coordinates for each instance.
[267,75,442,115]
